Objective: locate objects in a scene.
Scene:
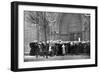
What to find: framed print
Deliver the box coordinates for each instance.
[11,1,98,71]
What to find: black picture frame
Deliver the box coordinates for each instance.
[11,1,98,72]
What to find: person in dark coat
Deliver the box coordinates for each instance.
[55,43,59,56]
[57,43,63,56]
[45,43,49,58]
[35,43,40,58]
[67,42,71,55]
[29,42,36,56]
[70,42,75,55]
[65,43,68,55]
[41,42,48,58]
[40,43,45,57]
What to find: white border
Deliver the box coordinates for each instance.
[18,5,95,68]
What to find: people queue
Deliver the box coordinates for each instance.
[29,41,90,58]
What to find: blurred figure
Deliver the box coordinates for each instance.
[62,44,66,55]
[29,42,36,56]
[65,43,68,55]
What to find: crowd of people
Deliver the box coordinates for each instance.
[29,40,90,58]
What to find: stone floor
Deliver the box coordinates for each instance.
[24,55,90,62]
